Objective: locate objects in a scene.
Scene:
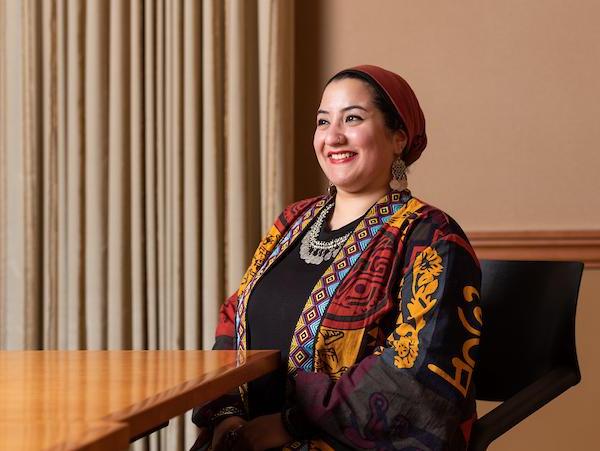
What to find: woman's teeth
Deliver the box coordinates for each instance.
[330,152,356,160]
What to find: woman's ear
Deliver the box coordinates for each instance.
[393,130,408,157]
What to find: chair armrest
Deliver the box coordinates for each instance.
[468,366,580,451]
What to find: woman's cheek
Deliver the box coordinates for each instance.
[313,132,324,155]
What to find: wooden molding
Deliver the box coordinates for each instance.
[466,230,600,269]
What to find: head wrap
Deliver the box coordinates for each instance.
[330,65,427,166]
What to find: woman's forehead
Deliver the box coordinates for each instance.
[319,78,374,110]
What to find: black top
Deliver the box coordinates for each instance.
[246,207,364,417]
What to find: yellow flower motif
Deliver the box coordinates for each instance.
[414,247,443,286]
[407,291,437,326]
[406,247,443,328]
[392,323,419,368]
[391,246,443,370]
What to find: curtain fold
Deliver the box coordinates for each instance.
[201,0,225,349]
[2,0,28,349]
[84,0,109,349]
[64,0,86,350]
[0,0,6,349]
[0,0,294,448]
[259,0,294,233]
[224,0,260,294]
[131,0,146,351]
[22,0,43,350]
[108,0,132,350]
[182,0,202,352]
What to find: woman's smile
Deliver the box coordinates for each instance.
[327,150,358,164]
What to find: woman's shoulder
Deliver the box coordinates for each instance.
[400,194,479,266]
[405,194,471,243]
[274,195,327,230]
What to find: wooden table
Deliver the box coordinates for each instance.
[0,350,279,450]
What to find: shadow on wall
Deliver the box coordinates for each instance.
[294,0,327,201]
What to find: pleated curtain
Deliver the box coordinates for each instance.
[0,0,294,448]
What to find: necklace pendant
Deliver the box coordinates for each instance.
[299,202,351,266]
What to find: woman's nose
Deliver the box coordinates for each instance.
[325,126,346,146]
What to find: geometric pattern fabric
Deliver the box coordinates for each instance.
[288,192,408,374]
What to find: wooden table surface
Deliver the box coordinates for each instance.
[0,350,279,450]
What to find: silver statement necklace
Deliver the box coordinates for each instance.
[299,203,351,265]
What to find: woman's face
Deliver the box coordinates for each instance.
[313,78,406,196]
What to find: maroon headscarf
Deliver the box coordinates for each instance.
[331,65,427,166]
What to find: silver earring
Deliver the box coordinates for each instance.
[328,182,337,196]
[390,157,408,190]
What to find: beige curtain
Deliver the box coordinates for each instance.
[0,0,294,449]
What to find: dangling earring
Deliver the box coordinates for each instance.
[390,157,408,191]
[328,182,337,197]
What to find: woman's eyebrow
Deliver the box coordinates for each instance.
[317,105,368,115]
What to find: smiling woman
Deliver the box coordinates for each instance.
[191,65,482,451]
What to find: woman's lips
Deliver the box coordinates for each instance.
[327,151,357,164]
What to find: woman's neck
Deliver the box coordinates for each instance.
[328,186,390,230]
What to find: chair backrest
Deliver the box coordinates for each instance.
[474,259,584,402]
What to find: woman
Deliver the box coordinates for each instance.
[192,65,482,451]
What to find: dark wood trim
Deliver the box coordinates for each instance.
[467,230,600,269]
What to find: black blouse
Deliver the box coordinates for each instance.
[246,209,364,417]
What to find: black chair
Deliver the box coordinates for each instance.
[468,260,584,451]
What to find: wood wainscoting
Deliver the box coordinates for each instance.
[467,230,600,269]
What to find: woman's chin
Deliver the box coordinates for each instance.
[326,170,359,187]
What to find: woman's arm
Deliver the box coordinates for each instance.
[191,292,248,433]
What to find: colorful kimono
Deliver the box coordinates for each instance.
[193,189,482,450]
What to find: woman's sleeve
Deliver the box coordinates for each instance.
[212,291,239,351]
[293,224,482,450]
[191,292,247,429]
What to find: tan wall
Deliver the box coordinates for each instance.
[295,0,600,449]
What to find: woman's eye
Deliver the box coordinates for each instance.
[317,118,329,126]
[346,114,363,123]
